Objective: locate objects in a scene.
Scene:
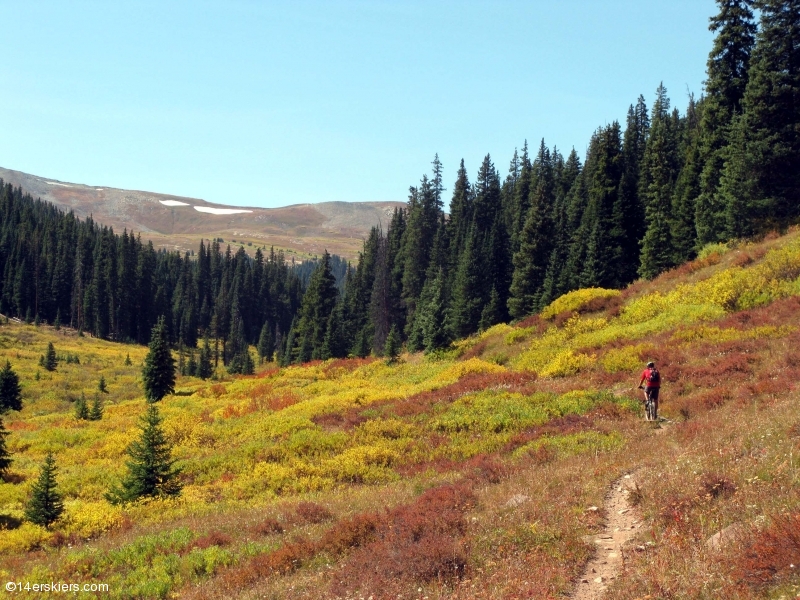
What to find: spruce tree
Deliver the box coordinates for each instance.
[106,404,182,504]
[74,393,89,420]
[98,376,108,393]
[24,453,64,528]
[0,361,23,413]
[257,321,274,363]
[186,350,197,377]
[124,353,132,366]
[88,394,104,421]
[0,418,12,479]
[197,334,213,379]
[696,0,757,245]
[142,316,175,403]
[384,325,401,363]
[737,0,800,228]
[479,285,503,331]
[43,342,58,372]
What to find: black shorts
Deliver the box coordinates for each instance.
[645,387,659,401]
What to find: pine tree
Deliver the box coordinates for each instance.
[449,223,488,338]
[53,309,61,331]
[296,251,338,359]
[74,393,89,420]
[106,404,182,504]
[43,342,58,372]
[186,350,197,377]
[142,316,175,403]
[479,285,503,331]
[0,361,23,413]
[0,418,12,479]
[384,325,401,363]
[88,394,104,421]
[322,303,347,359]
[419,270,449,353]
[98,375,108,393]
[124,353,132,366]
[671,95,703,262]
[257,321,274,363]
[24,453,64,528]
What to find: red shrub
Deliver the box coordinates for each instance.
[253,517,284,536]
[694,388,732,410]
[317,512,380,553]
[553,310,576,328]
[461,339,489,360]
[514,314,548,332]
[578,293,623,316]
[185,531,232,553]
[293,502,334,524]
[311,410,368,430]
[464,454,511,484]
[329,483,475,596]
[266,391,298,411]
[246,536,315,576]
[732,513,800,588]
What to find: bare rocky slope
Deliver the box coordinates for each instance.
[0,166,403,260]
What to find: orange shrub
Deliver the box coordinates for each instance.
[732,513,800,588]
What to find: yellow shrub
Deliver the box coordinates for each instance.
[0,523,52,554]
[480,323,514,339]
[540,288,620,319]
[671,324,795,344]
[601,344,651,373]
[436,358,506,382]
[505,327,536,345]
[538,350,595,378]
[61,500,124,538]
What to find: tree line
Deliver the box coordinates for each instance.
[278,0,800,360]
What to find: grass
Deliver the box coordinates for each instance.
[1,229,800,598]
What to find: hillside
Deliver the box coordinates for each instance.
[0,166,403,260]
[1,230,800,599]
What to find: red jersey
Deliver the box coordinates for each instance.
[641,367,660,388]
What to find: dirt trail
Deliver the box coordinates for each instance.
[573,473,642,600]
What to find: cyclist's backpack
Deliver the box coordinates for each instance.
[647,367,660,385]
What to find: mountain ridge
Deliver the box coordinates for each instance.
[0,166,404,260]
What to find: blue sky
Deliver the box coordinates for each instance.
[0,1,716,208]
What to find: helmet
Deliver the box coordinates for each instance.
[646,361,655,368]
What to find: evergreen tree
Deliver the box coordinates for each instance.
[696,0,757,245]
[0,361,23,413]
[24,453,64,528]
[671,95,703,262]
[419,270,449,353]
[257,321,274,363]
[449,223,488,338]
[384,325,401,363]
[124,353,132,366]
[0,418,11,479]
[43,342,57,371]
[479,285,503,331]
[89,393,104,421]
[53,309,61,331]
[98,375,108,393]
[197,334,213,379]
[186,350,197,377]
[74,393,89,420]
[142,316,175,403]
[296,251,338,359]
[640,84,681,278]
[322,303,348,359]
[106,404,181,504]
[736,0,800,228]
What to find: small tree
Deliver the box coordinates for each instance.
[124,353,132,366]
[24,453,64,528]
[106,404,182,504]
[0,418,12,479]
[197,335,213,380]
[88,394,103,421]
[43,343,58,372]
[186,351,197,377]
[142,316,175,403]
[98,376,108,393]
[0,361,23,413]
[384,325,401,364]
[74,393,89,420]
[257,321,274,363]
[53,309,61,331]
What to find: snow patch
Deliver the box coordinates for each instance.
[193,206,253,215]
[45,181,72,187]
[159,200,191,207]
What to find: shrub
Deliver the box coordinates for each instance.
[253,517,284,536]
[732,513,800,588]
[538,350,595,378]
[540,288,621,320]
[293,502,333,524]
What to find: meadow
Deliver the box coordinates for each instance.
[1,231,800,599]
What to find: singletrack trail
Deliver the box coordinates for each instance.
[573,474,642,600]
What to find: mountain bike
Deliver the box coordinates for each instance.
[638,385,658,421]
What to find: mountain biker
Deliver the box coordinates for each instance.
[638,361,660,421]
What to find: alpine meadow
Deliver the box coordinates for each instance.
[1,1,800,599]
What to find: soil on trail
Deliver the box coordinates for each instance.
[573,474,642,600]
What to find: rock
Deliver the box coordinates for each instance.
[594,576,604,583]
[706,523,745,552]
[586,506,599,512]
[618,508,629,514]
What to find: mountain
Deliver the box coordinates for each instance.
[0,166,404,260]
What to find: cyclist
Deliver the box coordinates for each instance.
[638,361,660,421]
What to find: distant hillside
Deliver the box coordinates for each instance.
[0,166,403,260]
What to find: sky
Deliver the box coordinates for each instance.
[0,1,717,209]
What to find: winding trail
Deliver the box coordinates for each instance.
[573,473,642,600]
